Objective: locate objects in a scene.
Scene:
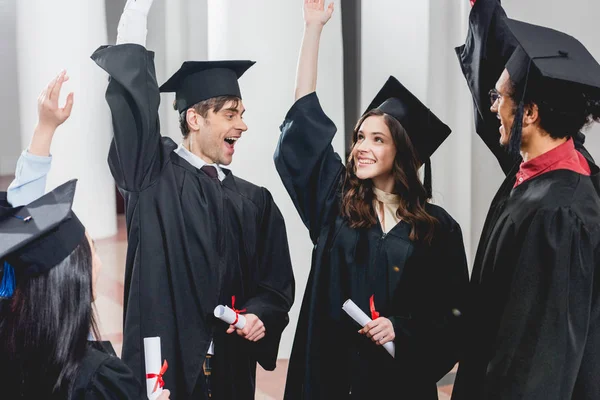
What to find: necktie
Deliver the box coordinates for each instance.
[201,165,218,180]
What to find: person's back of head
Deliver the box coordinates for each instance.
[0,180,99,399]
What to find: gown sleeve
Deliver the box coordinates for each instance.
[455,0,518,176]
[242,188,295,370]
[91,43,163,192]
[82,355,145,400]
[483,207,597,399]
[6,150,52,206]
[390,218,470,382]
[274,92,345,243]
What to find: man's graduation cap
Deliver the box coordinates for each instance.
[504,18,600,154]
[0,180,85,297]
[159,60,256,114]
[364,76,452,197]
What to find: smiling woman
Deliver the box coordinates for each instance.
[272,1,470,399]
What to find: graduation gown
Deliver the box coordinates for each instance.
[71,341,144,399]
[90,44,294,400]
[274,93,470,399]
[453,2,600,398]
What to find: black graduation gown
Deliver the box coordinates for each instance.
[71,341,145,399]
[453,3,600,398]
[274,92,470,399]
[90,44,295,400]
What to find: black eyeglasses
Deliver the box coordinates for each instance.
[489,88,502,105]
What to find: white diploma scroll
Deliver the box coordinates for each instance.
[144,336,164,400]
[214,304,247,329]
[342,299,395,358]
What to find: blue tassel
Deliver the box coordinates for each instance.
[0,261,16,298]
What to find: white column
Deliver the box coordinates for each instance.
[205,0,346,359]
[426,0,475,266]
[0,0,21,175]
[361,0,430,109]
[16,0,116,239]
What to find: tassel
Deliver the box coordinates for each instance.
[0,261,16,298]
[423,160,432,199]
[508,101,525,157]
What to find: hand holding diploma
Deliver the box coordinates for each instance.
[214,296,266,342]
[342,298,395,358]
[144,337,169,400]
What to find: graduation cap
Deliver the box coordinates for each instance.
[0,192,12,219]
[364,76,452,197]
[504,18,600,154]
[159,60,256,114]
[0,180,85,298]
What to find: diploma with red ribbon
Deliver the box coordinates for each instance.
[214,296,247,329]
[342,298,395,358]
[144,336,168,399]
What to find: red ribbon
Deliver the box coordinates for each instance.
[369,295,380,320]
[470,0,477,6]
[231,296,246,326]
[146,360,168,393]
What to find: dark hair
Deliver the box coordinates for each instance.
[508,77,600,139]
[340,109,438,244]
[179,95,241,137]
[0,237,100,399]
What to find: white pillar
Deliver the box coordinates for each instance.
[0,0,21,175]
[16,0,117,239]
[205,0,345,359]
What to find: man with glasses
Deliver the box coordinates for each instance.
[453,1,600,398]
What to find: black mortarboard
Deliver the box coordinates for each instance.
[0,179,85,278]
[364,76,452,197]
[504,18,600,154]
[455,0,519,173]
[0,192,11,219]
[159,60,256,114]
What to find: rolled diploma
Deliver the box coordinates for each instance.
[342,299,395,358]
[214,305,246,329]
[144,336,163,400]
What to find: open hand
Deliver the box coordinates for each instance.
[303,0,334,27]
[226,313,266,342]
[359,317,395,346]
[37,70,73,132]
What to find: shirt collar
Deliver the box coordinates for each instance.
[175,144,226,181]
[516,138,578,184]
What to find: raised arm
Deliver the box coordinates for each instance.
[7,71,73,206]
[455,0,518,176]
[90,0,162,192]
[294,0,334,101]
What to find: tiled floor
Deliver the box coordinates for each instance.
[1,175,456,398]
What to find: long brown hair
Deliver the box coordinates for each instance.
[340,109,438,244]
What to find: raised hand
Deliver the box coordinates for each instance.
[226,313,266,342]
[29,70,74,157]
[37,70,74,132]
[303,0,334,27]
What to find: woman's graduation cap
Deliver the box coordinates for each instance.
[504,18,600,154]
[364,76,452,197]
[0,180,85,297]
[159,60,256,114]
